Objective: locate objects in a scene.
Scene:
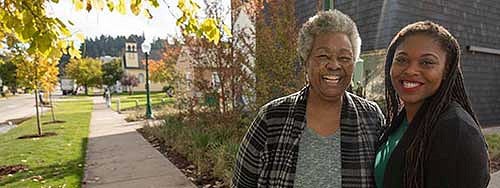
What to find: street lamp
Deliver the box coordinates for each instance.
[141,42,153,119]
[0,78,4,97]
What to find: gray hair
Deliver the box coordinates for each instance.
[298,10,361,63]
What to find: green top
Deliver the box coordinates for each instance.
[374,118,409,188]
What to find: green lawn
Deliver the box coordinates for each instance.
[0,97,93,188]
[110,92,174,111]
[486,134,500,159]
[59,95,92,100]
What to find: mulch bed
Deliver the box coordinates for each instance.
[138,128,227,188]
[0,165,29,179]
[17,132,57,139]
[42,120,67,125]
[490,155,500,173]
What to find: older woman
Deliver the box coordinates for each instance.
[232,10,385,188]
[375,21,490,188]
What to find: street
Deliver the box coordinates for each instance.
[0,94,48,133]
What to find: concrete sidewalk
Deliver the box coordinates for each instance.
[83,97,195,188]
[489,171,500,188]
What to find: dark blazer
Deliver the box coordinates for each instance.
[377,101,490,188]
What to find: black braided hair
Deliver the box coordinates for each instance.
[384,21,481,188]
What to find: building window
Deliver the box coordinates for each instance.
[323,0,334,10]
[211,72,220,88]
[186,72,192,89]
[138,73,145,83]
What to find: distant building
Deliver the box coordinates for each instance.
[175,1,256,104]
[295,0,500,125]
[122,41,164,92]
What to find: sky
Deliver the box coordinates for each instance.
[46,0,231,43]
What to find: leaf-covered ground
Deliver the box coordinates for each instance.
[0,97,92,188]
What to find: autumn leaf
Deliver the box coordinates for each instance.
[68,46,81,59]
[75,33,85,42]
[94,0,105,10]
[107,0,115,11]
[130,0,142,16]
[117,0,127,14]
[143,9,153,19]
[148,0,160,7]
[201,18,220,44]
[86,0,92,11]
[73,0,84,11]
[178,0,186,10]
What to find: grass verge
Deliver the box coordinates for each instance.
[0,97,93,188]
[485,133,500,173]
[110,92,174,111]
[486,134,500,159]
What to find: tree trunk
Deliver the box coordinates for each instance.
[85,85,88,96]
[49,92,56,122]
[35,89,42,136]
[34,85,42,136]
[34,58,42,136]
[220,75,226,115]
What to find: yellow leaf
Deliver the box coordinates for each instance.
[117,0,126,14]
[130,1,141,16]
[143,9,153,19]
[69,46,81,59]
[148,0,159,7]
[222,24,232,37]
[176,15,186,26]
[76,33,85,42]
[189,17,198,28]
[86,0,92,11]
[106,0,115,11]
[57,40,67,49]
[94,0,105,10]
[201,18,220,44]
[178,0,185,10]
[61,27,71,37]
[74,0,84,11]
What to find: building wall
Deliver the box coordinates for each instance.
[391,0,500,125]
[295,0,319,27]
[175,47,196,96]
[124,69,164,92]
[296,0,390,51]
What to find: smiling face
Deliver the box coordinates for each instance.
[306,32,354,102]
[390,34,447,106]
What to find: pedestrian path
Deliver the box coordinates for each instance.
[83,97,195,188]
[490,171,500,188]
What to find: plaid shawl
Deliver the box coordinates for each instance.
[232,86,385,188]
